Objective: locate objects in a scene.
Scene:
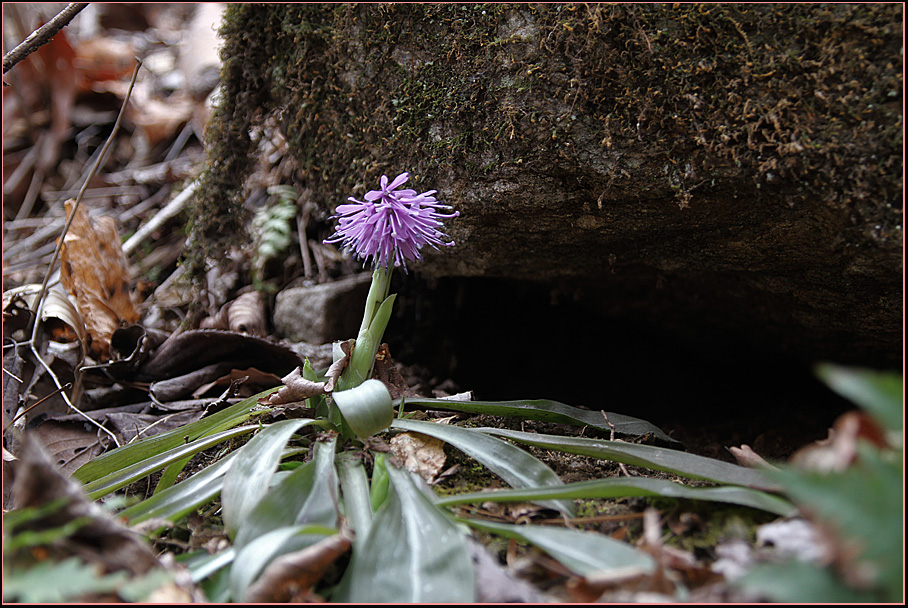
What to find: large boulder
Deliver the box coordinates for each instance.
[189,4,902,367]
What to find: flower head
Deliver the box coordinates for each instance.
[324,172,459,270]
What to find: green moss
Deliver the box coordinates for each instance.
[187,3,902,284]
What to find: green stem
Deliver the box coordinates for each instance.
[337,266,395,392]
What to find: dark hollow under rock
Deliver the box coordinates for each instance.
[189,4,902,371]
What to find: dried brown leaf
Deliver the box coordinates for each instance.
[200,291,266,336]
[728,444,778,470]
[790,410,887,473]
[192,367,282,399]
[372,343,410,399]
[390,431,447,483]
[30,420,105,475]
[73,37,135,89]
[9,434,160,575]
[244,532,352,603]
[59,200,139,359]
[259,366,326,406]
[323,339,354,393]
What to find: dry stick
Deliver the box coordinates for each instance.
[121,180,198,255]
[601,411,633,477]
[2,3,89,75]
[26,59,143,449]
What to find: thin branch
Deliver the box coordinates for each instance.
[2,3,89,75]
[24,58,143,449]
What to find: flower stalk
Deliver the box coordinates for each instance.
[323,171,459,437]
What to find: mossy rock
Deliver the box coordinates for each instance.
[189,3,902,366]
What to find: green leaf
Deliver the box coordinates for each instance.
[119,451,239,525]
[768,444,903,601]
[461,518,655,577]
[814,363,903,432]
[2,557,128,603]
[333,464,476,603]
[2,516,93,552]
[391,418,576,517]
[437,476,796,516]
[73,388,278,484]
[233,436,340,549]
[477,428,780,491]
[394,397,678,444]
[81,425,259,500]
[154,455,192,495]
[332,379,394,438]
[336,452,373,537]
[230,524,338,602]
[738,561,881,602]
[369,452,391,513]
[221,418,325,539]
[180,548,235,584]
[302,358,329,418]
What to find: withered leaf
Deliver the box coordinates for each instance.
[323,338,354,393]
[191,367,283,399]
[9,434,160,576]
[728,444,778,470]
[59,200,139,360]
[372,343,410,399]
[390,431,447,484]
[30,420,105,475]
[789,410,886,473]
[200,291,266,337]
[136,329,301,382]
[244,532,352,603]
[259,366,327,406]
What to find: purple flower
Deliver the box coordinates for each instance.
[324,172,459,270]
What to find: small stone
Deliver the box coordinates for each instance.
[273,273,372,343]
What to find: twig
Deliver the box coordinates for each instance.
[24,59,143,449]
[122,180,198,255]
[2,382,72,432]
[2,3,89,75]
[601,411,633,477]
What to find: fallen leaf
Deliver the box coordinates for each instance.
[58,200,139,359]
[243,532,352,603]
[372,343,410,398]
[73,37,135,89]
[728,444,779,470]
[390,431,447,483]
[258,366,326,406]
[135,329,301,382]
[30,420,105,475]
[8,434,160,575]
[790,411,887,473]
[192,367,282,399]
[323,339,354,393]
[200,291,266,336]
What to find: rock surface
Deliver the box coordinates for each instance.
[273,274,372,344]
[192,4,902,367]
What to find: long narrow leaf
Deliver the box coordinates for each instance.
[336,453,373,537]
[477,428,780,491]
[437,476,795,516]
[119,451,239,525]
[233,436,340,549]
[73,388,278,483]
[461,518,655,576]
[391,418,575,517]
[221,418,326,539]
[230,524,338,601]
[333,465,476,603]
[80,425,258,500]
[181,548,235,584]
[395,397,677,444]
